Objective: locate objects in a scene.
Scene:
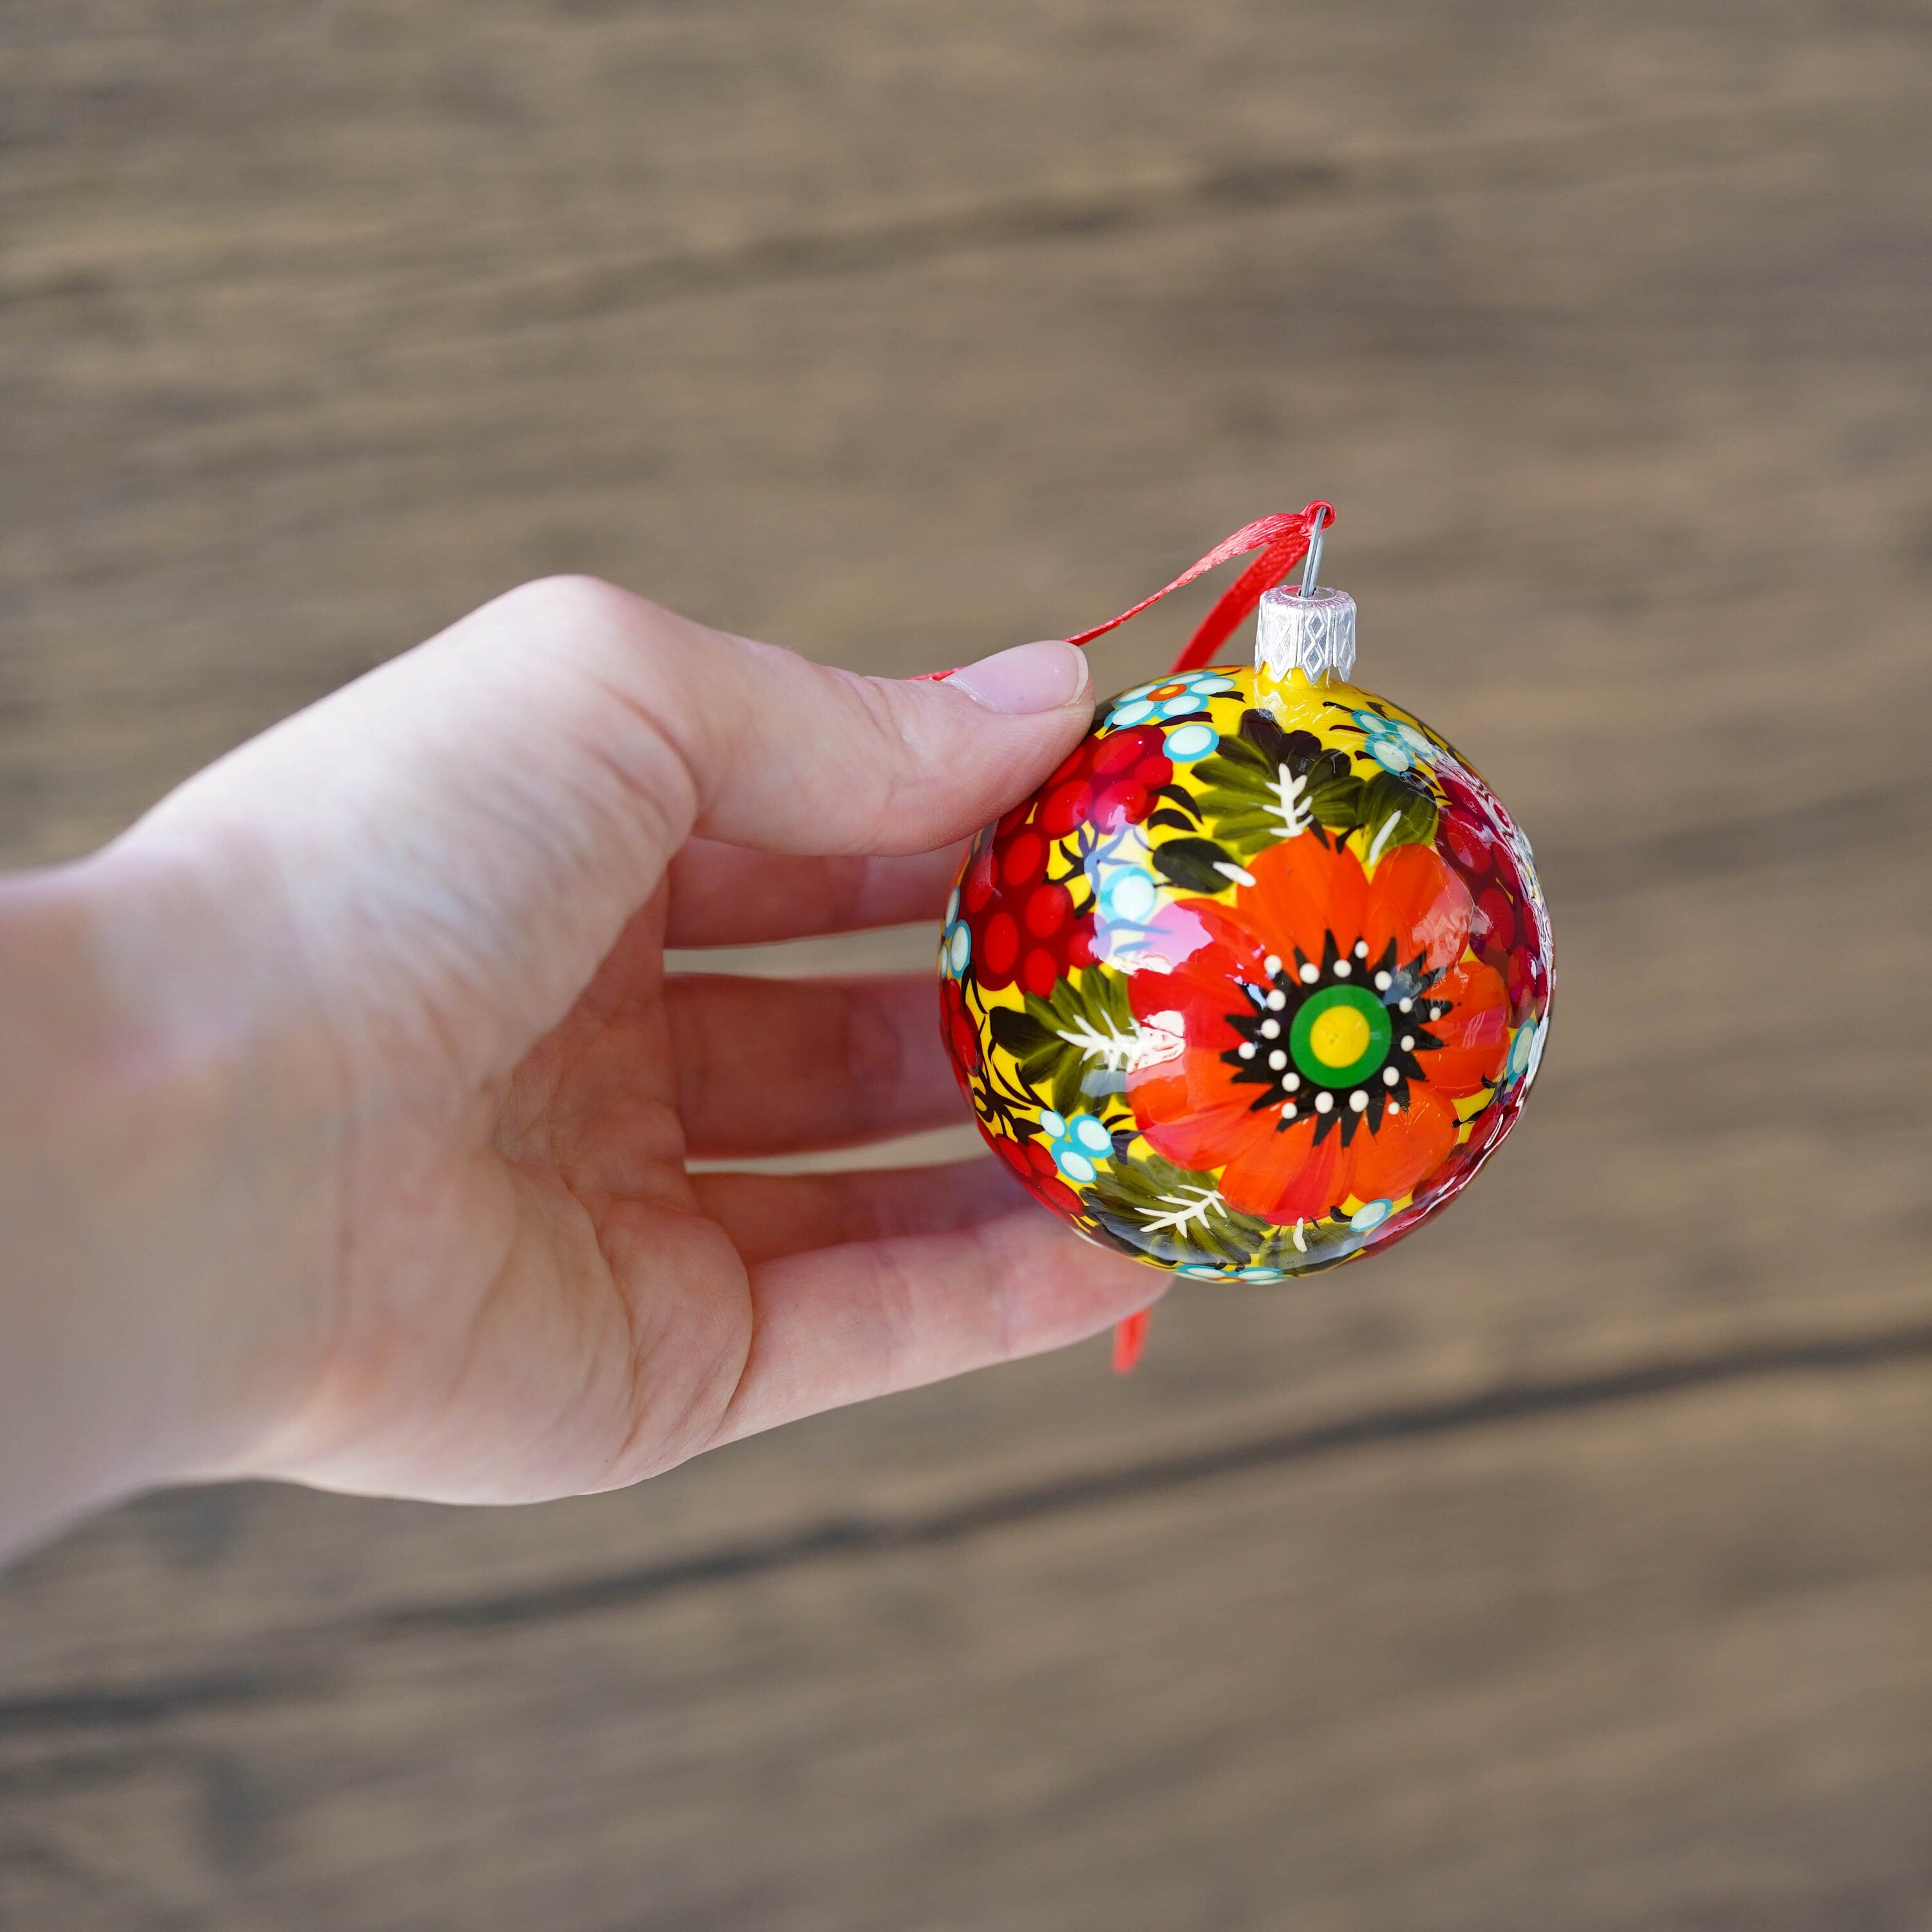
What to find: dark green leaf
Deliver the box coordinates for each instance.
[1305,770,1365,830]
[988,1006,1057,1057]
[1238,710,1321,770]
[1359,770,1439,854]
[1152,837,1239,893]
[1206,735,1267,775]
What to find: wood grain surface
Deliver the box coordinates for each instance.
[1,3,1929,1927]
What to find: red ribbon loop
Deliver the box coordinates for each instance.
[913,501,1336,684]
[1068,500,1334,672]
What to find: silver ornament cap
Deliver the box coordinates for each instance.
[1255,583,1357,685]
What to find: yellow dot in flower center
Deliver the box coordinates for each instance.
[1307,1003,1372,1067]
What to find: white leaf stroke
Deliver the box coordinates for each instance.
[1268,762,1312,839]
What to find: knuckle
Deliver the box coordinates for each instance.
[504,573,645,627]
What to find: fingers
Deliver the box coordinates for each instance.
[713,1211,1168,1448]
[666,971,962,1157]
[666,841,962,948]
[690,1157,1024,1265]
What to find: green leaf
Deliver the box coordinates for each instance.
[1358,770,1438,855]
[988,1006,1057,1059]
[1204,736,1267,776]
[1152,837,1240,893]
[1049,1050,1086,1119]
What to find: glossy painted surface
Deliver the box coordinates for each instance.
[940,666,1553,1279]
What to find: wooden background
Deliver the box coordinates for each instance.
[2,3,1929,1926]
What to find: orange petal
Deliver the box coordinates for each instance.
[1173,899,1272,980]
[1141,1095,1270,1175]
[1219,1112,1351,1222]
[1246,835,1368,970]
[1415,958,1511,1095]
[1365,843,1473,975]
[1345,1086,1459,1203]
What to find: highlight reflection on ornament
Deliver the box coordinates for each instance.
[941,538,1552,1282]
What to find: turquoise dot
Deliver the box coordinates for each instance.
[1037,1110,1066,1139]
[1100,869,1159,923]
[1164,721,1218,761]
[1506,1026,1535,1081]
[1072,1115,1112,1154]
[1057,1150,1097,1184]
[1111,699,1155,726]
[1349,1198,1393,1232]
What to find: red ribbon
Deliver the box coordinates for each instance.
[1112,1309,1152,1376]
[1067,501,1335,671]
[914,500,1334,683]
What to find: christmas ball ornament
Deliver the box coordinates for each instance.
[938,507,1551,1325]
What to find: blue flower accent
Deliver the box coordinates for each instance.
[1501,1016,1548,1091]
[1348,1198,1393,1233]
[1038,1110,1115,1184]
[940,887,971,978]
[1163,720,1219,762]
[1085,826,1162,935]
[1108,672,1239,728]
[1350,708,1437,775]
[1097,866,1160,924]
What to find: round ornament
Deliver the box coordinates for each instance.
[938,511,1552,1296]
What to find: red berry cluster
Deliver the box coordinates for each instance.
[1437,767,1551,1027]
[982,1124,1082,1219]
[1035,723,1175,837]
[960,724,1173,998]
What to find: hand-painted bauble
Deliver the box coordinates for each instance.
[939,582,1552,1281]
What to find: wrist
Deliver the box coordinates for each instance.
[0,844,337,1551]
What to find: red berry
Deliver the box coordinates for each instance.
[1441,814,1493,871]
[1475,886,1516,952]
[999,829,1046,889]
[961,847,996,914]
[1094,780,1149,829]
[1025,881,1072,938]
[1039,780,1094,837]
[982,909,1019,980]
[1094,726,1157,775]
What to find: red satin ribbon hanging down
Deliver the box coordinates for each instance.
[925,502,1336,1376]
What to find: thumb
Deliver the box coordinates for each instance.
[609,589,1096,857]
[115,575,1095,1057]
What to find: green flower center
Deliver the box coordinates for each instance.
[1289,984,1392,1088]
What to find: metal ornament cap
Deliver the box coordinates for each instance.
[1256,584,1356,687]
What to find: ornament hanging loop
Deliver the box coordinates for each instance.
[1298,502,1330,598]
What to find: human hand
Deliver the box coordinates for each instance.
[0,578,1162,1550]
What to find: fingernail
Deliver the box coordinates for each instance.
[946,640,1090,715]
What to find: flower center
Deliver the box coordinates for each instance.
[1290,984,1392,1088]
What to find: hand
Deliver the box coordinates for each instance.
[0,577,1162,1550]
